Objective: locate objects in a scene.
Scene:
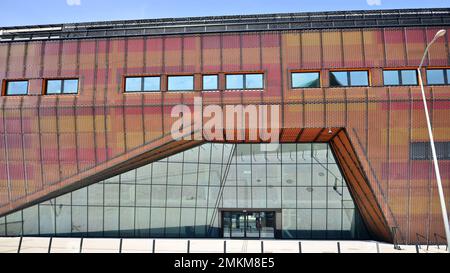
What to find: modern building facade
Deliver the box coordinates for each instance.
[0,8,449,244]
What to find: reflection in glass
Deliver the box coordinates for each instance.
[125,77,142,92]
[329,71,348,87]
[143,77,160,91]
[2,143,368,240]
[226,74,244,89]
[245,74,264,89]
[292,72,320,88]
[349,71,369,86]
[47,80,63,94]
[168,76,194,91]
[401,70,417,85]
[426,69,446,85]
[6,81,28,95]
[383,70,400,85]
[63,79,79,94]
[203,75,218,90]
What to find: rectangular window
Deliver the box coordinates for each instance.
[125,76,160,92]
[329,71,369,87]
[168,75,194,91]
[383,69,418,86]
[411,142,450,160]
[226,73,264,90]
[46,79,79,95]
[292,72,320,88]
[426,69,449,85]
[202,75,218,91]
[5,80,28,95]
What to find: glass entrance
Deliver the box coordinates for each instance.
[222,211,275,239]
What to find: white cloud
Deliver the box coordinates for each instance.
[66,0,81,6]
[366,0,381,6]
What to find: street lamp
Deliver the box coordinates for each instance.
[417,29,450,252]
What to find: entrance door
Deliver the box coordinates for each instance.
[222,211,275,239]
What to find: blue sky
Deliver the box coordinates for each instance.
[0,0,449,27]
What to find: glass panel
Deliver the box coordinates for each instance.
[125,77,142,92]
[104,184,119,206]
[88,184,103,206]
[282,164,296,187]
[135,207,150,237]
[166,186,182,207]
[282,209,297,239]
[104,207,119,237]
[383,70,400,85]
[329,71,348,87]
[252,187,266,208]
[447,69,450,84]
[136,184,151,207]
[88,207,103,236]
[297,209,311,238]
[72,188,87,206]
[63,79,79,94]
[151,185,167,207]
[203,75,218,90]
[120,207,135,237]
[297,187,312,208]
[312,209,326,239]
[47,80,63,94]
[401,70,417,85]
[426,69,445,85]
[226,74,244,89]
[312,143,328,164]
[7,81,28,95]
[292,72,320,88]
[55,205,71,235]
[168,76,194,91]
[165,208,181,237]
[312,186,327,208]
[23,206,39,236]
[237,187,251,208]
[327,209,342,239]
[267,186,281,207]
[72,206,87,236]
[282,187,296,208]
[349,71,369,86]
[143,76,160,91]
[120,184,135,206]
[180,208,196,237]
[6,211,22,236]
[136,165,152,184]
[245,74,264,89]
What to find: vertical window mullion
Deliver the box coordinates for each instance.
[141,77,145,92]
[398,70,402,86]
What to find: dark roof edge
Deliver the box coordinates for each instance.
[1,8,449,42]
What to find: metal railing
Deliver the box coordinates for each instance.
[1,8,449,42]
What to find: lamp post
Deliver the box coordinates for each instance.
[417,29,450,252]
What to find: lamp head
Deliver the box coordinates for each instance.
[435,29,446,39]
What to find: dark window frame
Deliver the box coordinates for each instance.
[426,68,449,86]
[382,69,418,86]
[3,80,29,96]
[124,76,161,93]
[411,142,450,160]
[45,78,80,95]
[329,70,370,87]
[225,73,265,90]
[167,75,195,92]
[291,71,321,89]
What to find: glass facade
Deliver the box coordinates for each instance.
[0,143,369,240]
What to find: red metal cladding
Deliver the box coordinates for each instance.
[0,26,449,244]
